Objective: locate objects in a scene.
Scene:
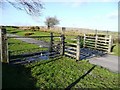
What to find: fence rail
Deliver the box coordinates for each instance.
[84,34,112,52]
[7,36,61,38]
[64,36,81,61]
[0,28,64,63]
[0,28,113,63]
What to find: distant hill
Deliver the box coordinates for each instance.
[2,25,118,37]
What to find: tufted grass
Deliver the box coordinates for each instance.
[3,57,119,89]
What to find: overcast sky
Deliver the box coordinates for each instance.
[0,0,119,32]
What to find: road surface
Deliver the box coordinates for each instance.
[89,54,119,73]
[7,34,50,48]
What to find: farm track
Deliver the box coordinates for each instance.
[89,54,119,73]
[7,34,50,48]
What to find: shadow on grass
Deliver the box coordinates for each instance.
[111,44,116,52]
[65,65,96,89]
[29,56,62,68]
[9,50,61,64]
[9,50,48,60]
[2,63,38,89]
[7,30,22,34]
[65,48,107,61]
[10,31,20,34]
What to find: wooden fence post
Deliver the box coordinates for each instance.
[0,28,9,63]
[0,29,1,62]
[76,36,80,61]
[83,34,86,47]
[95,35,98,49]
[49,32,53,52]
[95,29,97,36]
[60,34,65,55]
[105,35,107,44]
[108,35,112,53]
[62,27,66,35]
[106,30,109,36]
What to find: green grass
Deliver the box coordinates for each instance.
[6,27,50,36]
[6,27,61,42]
[6,27,79,42]
[112,43,120,56]
[8,39,48,56]
[3,57,119,89]
[2,63,37,88]
[3,27,119,89]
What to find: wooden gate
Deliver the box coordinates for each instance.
[83,34,113,53]
[0,28,63,63]
[64,34,113,61]
[0,27,113,63]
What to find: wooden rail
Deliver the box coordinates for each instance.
[0,28,63,63]
[65,33,112,61]
[0,27,113,63]
[65,36,80,61]
[7,36,61,38]
[84,34,112,53]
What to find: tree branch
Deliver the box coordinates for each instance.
[3,0,44,16]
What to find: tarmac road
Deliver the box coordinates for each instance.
[7,34,50,48]
[89,54,119,73]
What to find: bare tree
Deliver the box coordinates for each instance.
[1,0,44,16]
[45,16,59,29]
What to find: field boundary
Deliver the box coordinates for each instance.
[0,28,63,63]
[0,28,113,63]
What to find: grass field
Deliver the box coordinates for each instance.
[8,39,48,56]
[6,27,61,42]
[112,43,120,56]
[2,27,120,89]
[3,57,119,89]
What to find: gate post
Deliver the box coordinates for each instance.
[95,29,97,36]
[0,28,9,63]
[83,34,86,47]
[105,35,107,44]
[76,36,80,61]
[95,35,98,49]
[105,30,109,44]
[108,35,112,53]
[60,34,65,55]
[49,32,53,52]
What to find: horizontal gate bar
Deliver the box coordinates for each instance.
[7,36,61,38]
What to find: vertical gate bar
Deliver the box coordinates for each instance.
[60,34,65,55]
[95,35,98,49]
[76,36,80,61]
[108,35,112,53]
[105,31,109,44]
[49,32,53,52]
[105,35,107,44]
[83,34,86,47]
